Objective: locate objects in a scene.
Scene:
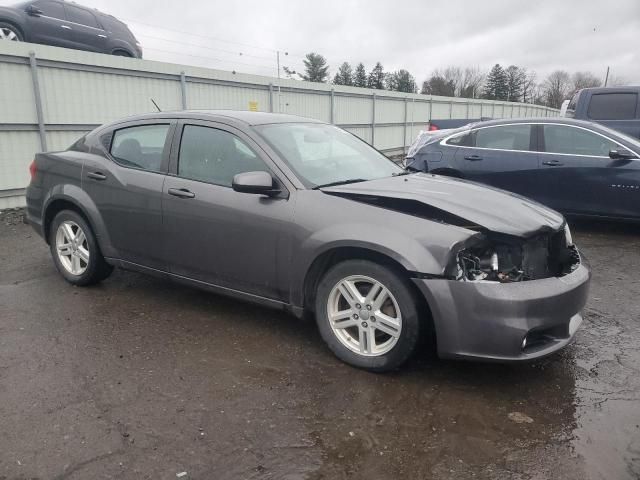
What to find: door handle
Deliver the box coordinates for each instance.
[60,25,72,30]
[168,188,196,199]
[87,171,107,180]
[464,155,483,161]
[542,160,564,166]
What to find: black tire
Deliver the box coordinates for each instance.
[112,50,132,57]
[315,259,422,372]
[0,22,23,41]
[49,210,113,286]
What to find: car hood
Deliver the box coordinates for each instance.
[321,173,564,237]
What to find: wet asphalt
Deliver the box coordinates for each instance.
[0,209,639,480]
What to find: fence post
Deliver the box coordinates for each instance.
[371,92,376,147]
[466,101,470,119]
[268,83,274,113]
[449,100,453,119]
[491,102,495,118]
[180,71,187,110]
[28,51,47,152]
[330,88,335,124]
[403,97,408,154]
[428,97,433,122]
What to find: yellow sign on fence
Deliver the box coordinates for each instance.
[248,101,258,112]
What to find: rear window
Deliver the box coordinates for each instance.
[587,93,637,120]
[446,132,472,146]
[64,4,100,28]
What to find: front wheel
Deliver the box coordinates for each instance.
[0,23,23,41]
[49,210,113,286]
[315,260,422,372]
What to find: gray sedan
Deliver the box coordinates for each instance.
[25,111,590,371]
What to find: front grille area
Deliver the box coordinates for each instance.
[457,228,580,282]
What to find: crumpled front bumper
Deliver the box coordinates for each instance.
[413,258,591,361]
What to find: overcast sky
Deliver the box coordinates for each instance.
[6,0,640,85]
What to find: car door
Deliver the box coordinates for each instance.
[62,4,107,53]
[162,120,295,301]
[539,123,640,218]
[24,0,75,48]
[82,120,175,270]
[452,123,540,199]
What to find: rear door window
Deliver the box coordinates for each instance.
[474,124,532,151]
[542,125,617,157]
[110,124,170,172]
[587,93,637,120]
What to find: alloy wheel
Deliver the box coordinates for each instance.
[55,221,90,275]
[327,275,402,356]
[0,27,20,41]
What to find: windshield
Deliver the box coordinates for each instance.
[255,123,402,188]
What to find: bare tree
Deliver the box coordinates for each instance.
[522,70,537,104]
[571,71,601,95]
[459,67,485,98]
[608,75,629,87]
[543,70,571,108]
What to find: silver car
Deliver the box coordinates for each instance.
[25,111,591,371]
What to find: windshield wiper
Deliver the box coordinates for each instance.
[312,178,368,189]
[392,170,413,176]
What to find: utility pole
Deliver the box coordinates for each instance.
[604,66,610,87]
[276,51,281,113]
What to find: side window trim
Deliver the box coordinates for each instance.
[168,119,292,194]
[539,123,638,158]
[105,120,176,173]
[441,124,536,153]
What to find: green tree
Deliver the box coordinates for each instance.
[353,63,367,88]
[302,53,329,83]
[505,65,526,102]
[333,62,354,86]
[367,62,386,89]
[483,64,509,100]
[386,70,417,93]
[421,76,455,96]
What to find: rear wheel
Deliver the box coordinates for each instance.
[315,260,422,372]
[112,50,132,57]
[49,210,113,286]
[0,23,23,42]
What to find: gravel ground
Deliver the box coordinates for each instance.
[0,208,639,480]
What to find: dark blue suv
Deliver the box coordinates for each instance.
[0,0,142,58]
[406,118,640,221]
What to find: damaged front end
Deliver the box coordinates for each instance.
[453,224,580,283]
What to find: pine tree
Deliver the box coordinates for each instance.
[353,63,367,88]
[386,70,417,93]
[505,65,525,102]
[333,62,354,86]
[483,64,508,100]
[367,62,386,89]
[302,53,329,83]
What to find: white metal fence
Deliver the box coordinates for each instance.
[0,41,558,208]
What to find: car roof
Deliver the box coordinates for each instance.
[109,110,325,127]
[457,117,608,130]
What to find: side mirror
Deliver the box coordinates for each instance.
[232,171,280,196]
[609,148,636,160]
[26,5,43,16]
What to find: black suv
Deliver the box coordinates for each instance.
[0,0,142,58]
